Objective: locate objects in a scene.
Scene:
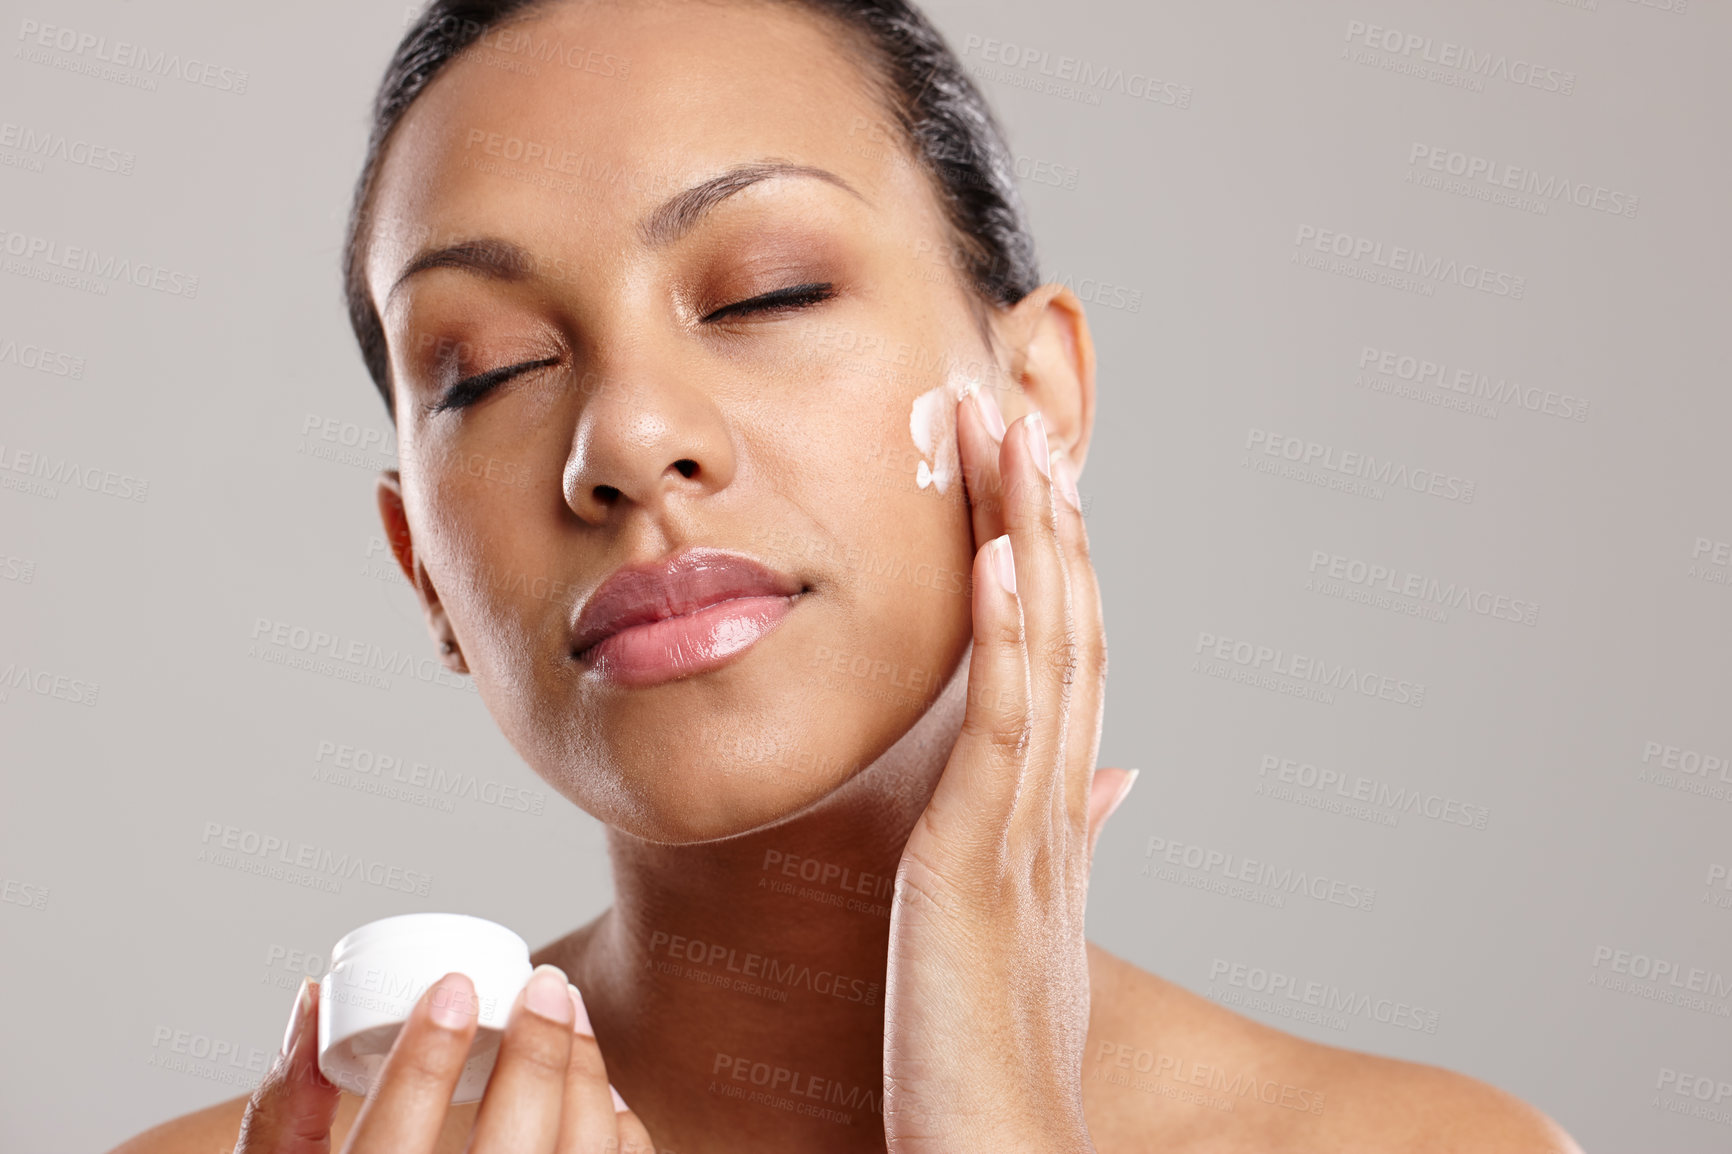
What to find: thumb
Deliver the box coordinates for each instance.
[235,977,341,1153]
[1086,767,1138,859]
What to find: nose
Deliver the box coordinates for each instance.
[561,360,737,524]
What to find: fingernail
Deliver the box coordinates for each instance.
[990,534,1016,595]
[567,982,596,1038]
[1051,452,1081,512]
[280,976,315,1059]
[1106,769,1139,823]
[1024,412,1051,478]
[974,387,1007,441]
[524,964,574,1025]
[428,972,477,1030]
[610,1084,630,1113]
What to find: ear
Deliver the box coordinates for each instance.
[990,284,1097,473]
[376,469,467,674]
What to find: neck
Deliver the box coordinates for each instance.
[561,654,971,1151]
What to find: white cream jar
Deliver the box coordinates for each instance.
[317,912,534,1103]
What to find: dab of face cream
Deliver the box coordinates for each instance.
[909,367,980,494]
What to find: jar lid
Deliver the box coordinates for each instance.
[329,912,529,969]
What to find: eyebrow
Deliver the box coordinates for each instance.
[639,161,864,246]
[386,161,864,303]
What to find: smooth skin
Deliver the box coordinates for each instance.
[111,2,1584,1151]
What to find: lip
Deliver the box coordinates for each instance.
[569,548,805,687]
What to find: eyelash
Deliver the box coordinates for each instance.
[700,281,836,324]
[426,282,836,414]
[426,355,561,414]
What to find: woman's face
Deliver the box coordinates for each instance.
[365,0,1008,842]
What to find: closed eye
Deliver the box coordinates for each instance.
[701,282,836,324]
[426,355,562,414]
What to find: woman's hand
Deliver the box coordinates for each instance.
[236,966,655,1154]
[882,386,1136,1154]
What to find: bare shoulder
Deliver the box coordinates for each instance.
[105,1089,379,1154]
[105,1092,254,1154]
[1081,941,1584,1154]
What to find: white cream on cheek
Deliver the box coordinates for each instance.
[909,364,982,494]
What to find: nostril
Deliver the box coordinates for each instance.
[672,459,698,479]
[593,484,621,503]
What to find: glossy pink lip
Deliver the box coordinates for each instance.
[569,548,805,687]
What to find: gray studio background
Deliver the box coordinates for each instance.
[2,0,1726,1150]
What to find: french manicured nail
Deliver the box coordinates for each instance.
[974,387,1007,441]
[524,964,574,1025]
[1051,452,1082,512]
[567,983,595,1038]
[610,1084,630,1113]
[280,976,315,1058]
[1024,412,1051,478]
[428,972,477,1030]
[990,535,1016,595]
[1105,769,1139,823]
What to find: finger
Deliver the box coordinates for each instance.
[235,977,341,1154]
[344,972,478,1154]
[1086,768,1138,860]
[1049,449,1108,827]
[956,385,1009,553]
[924,532,1030,845]
[553,983,626,1154]
[613,1101,657,1153]
[998,410,1075,821]
[468,965,576,1153]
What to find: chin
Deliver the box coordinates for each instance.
[482,593,968,843]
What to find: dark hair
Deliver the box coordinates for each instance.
[343,0,1042,421]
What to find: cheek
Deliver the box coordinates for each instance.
[413,470,557,667]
